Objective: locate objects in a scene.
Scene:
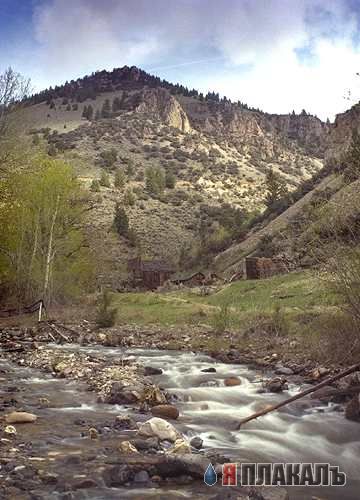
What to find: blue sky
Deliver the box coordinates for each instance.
[1,0,360,120]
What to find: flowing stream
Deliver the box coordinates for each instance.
[1,345,360,499]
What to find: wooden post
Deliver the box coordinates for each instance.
[38,300,43,322]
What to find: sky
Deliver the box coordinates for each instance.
[1,0,360,121]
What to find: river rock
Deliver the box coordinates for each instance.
[264,377,288,393]
[151,404,179,420]
[144,366,163,376]
[119,440,139,454]
[275,366,294,376]
[311,367,330,380]
[73,478,97,489]
[4,425,17,435]
[104,382,142,404]
[146,386,167,405]
[190,436,203,449]
[169,438,192,455]
[130,437,160,451]
[114,414,137,430]
[201,367,216,373]
[138,417,178,442]
[133,470,149,483]
[103,465,131,487]
[5,412,37,424]
[224,377,242,386]
[345,394,360,422]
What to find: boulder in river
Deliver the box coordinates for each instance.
[5,412,37,424]
[201,367,216,373]
[151,404,179,420]
[190,436,203,449]
[224,377,242,386]
[144,366,163,376]
[345,394,360,422]
[264,377,288,393]
[138,417,178,442]
[104,382,142,404]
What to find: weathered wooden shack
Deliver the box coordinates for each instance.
[127,257,175,289]
[245,257,286,280]
[171,271,206,287]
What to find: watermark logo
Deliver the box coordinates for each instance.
[204,463,346,487]
[204,463,217,486]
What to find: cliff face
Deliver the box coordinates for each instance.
[134,88,191,133]
[267,113,330,157]
[325,102,360,160]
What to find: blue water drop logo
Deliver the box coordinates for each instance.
[204,463,217,486]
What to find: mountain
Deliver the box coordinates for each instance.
[18,65,348,285]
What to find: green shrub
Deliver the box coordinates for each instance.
[211,302,231,333]
[96,291,117,328]
[165,171,176,189]
[114,168,127,189]
[90,179,101,192]
[99,171,111,188]
[123,188,136,206]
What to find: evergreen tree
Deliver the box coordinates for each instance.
[125,159,135,177]
[264,169,289,210]
[113,203,129,236]
[100,148,117,169]
[145,166,165,197]
[112,96,121,112]
[90,179,101,192]
[123,188,136,206]
[87,104,93,120]
[101,99,111,118]
[114,168,126,189]
[99,171,111,188]
[95,109,101,120]
[165,170,176,189]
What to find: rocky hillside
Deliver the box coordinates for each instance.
[325,102,360,160]
[19,66,338,284]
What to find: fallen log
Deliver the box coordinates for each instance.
[237,362,360,429]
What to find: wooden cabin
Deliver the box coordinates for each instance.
[127,257,175,289]
[245,257,286,280]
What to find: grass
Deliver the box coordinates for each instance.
[112,271,339,329]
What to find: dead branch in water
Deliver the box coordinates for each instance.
[237,362,360,429]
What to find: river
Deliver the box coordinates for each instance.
[1,344,359,499]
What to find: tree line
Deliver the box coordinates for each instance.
[0,68,93,308]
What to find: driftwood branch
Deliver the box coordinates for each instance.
[237,362,360,429]
[48,323,69,342]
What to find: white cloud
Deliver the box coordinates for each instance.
[28,0,360,120]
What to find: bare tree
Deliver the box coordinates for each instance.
[0,67,31,137]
